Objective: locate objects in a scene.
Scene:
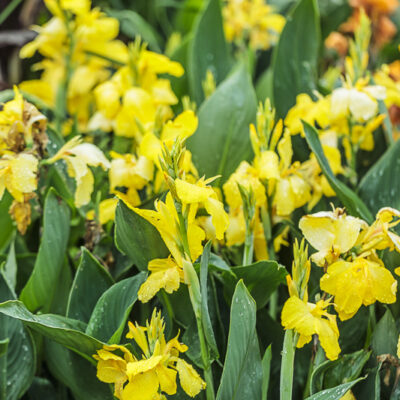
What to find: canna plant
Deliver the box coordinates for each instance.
[0,0,400,399]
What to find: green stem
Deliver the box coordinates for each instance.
[269,291,278,321]
[280,330,296,400]
[0,0,23,25]
[195,315,215,400]
[243,227,254,266]
[365,304,376,348]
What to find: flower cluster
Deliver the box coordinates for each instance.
[94,310,206,399]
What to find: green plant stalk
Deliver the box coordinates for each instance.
[280,330,296,400]
[364,303,376,348]
[0,351,6,400]
[0,0,23,25]
[242,225,254,265]
[195,314,215,400]
[178,213,215,400]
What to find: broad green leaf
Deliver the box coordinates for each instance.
[305,377,365,400]
[114,200,168,271]
[86,272,146,344]
[256,68,273,103]
[272,0,320,118]
[174,0,203,33]
[319,0,351,39]
[310,350,371,395]
[51,260,72,316]
[25,377,66,400]
[106,9,162,51]
[262,345,272,400]
[358,139,400,214]
[45,340,113,400]
[67,248,113,323]
[188,0,232,104]
[224,260,287,309]
[0,274,35,400]
[216,280,262,400]
[303,121,373,223]
[200,242,219,360]
[0,300,103,361]
[169,34,191,101]
[372,309,397,356]
[0,192,14,253]
[3,240,17,290]
[187,64,257,184]
[20,189,71,312]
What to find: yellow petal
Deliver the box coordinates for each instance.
[175,179,212,204]
[187,223,206,262]
[161,110,198,142]
[281,296,315,338]
[138,260,181,303]
[156,365,177,395]
[204,197,229,240]
[176,359,206,397]
[122,370,159,400]
[314,317,340,361]
[256,151,280,180]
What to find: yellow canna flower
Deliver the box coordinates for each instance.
[320,257,397,320]
[223,161,266,209]
[299,208,366,266]
[109,151,154,206]
[281,296,340,360]
[175,177,229,240]
[0,153,38,203]
[331,84,385,123]
[137,257,182,303]
[121,192,206,301]
[47,137,110,207]
[139,110,198,168]
[94,310,205,399]
[223,0,285,51]
[86,198,118,225]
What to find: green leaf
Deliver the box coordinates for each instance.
[3,239,17,290]
[0,300,103,361]
[0,192,15,253]
[20,188,71,312]
[272,0,320,118]
[0,274,35,400]
[187,64,257,184]
[66,248,113,323]
[86,272,146,344]
[256,68,274,103]
[310,350,371,395]
[45,340,113,400]
[305,377,365,400]
[106,9,162,51]
[358,139,400,214]
[114,200,168,271]
[225,260,287,309]
[319,0,351,39]
[372,309,398,356]
[216,280,262,400]
[188,0,232,103]
[302,121,373,223]
[262,345,272,400]
[200,242,219,360]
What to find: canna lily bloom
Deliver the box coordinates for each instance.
[175,176,229,240]
[281,296,341,361]
[299,208,366,266]
[139,110,198,168]
[320,257,397,320]
[223,0,285,50]
[47,136,110,207]
[94,310,206,400]
[223,161,266,210]
[0,152,38,203]
[0,87,47,153]
[109,151,154,206]
[121,192,206,301]
[331,83,386,122]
